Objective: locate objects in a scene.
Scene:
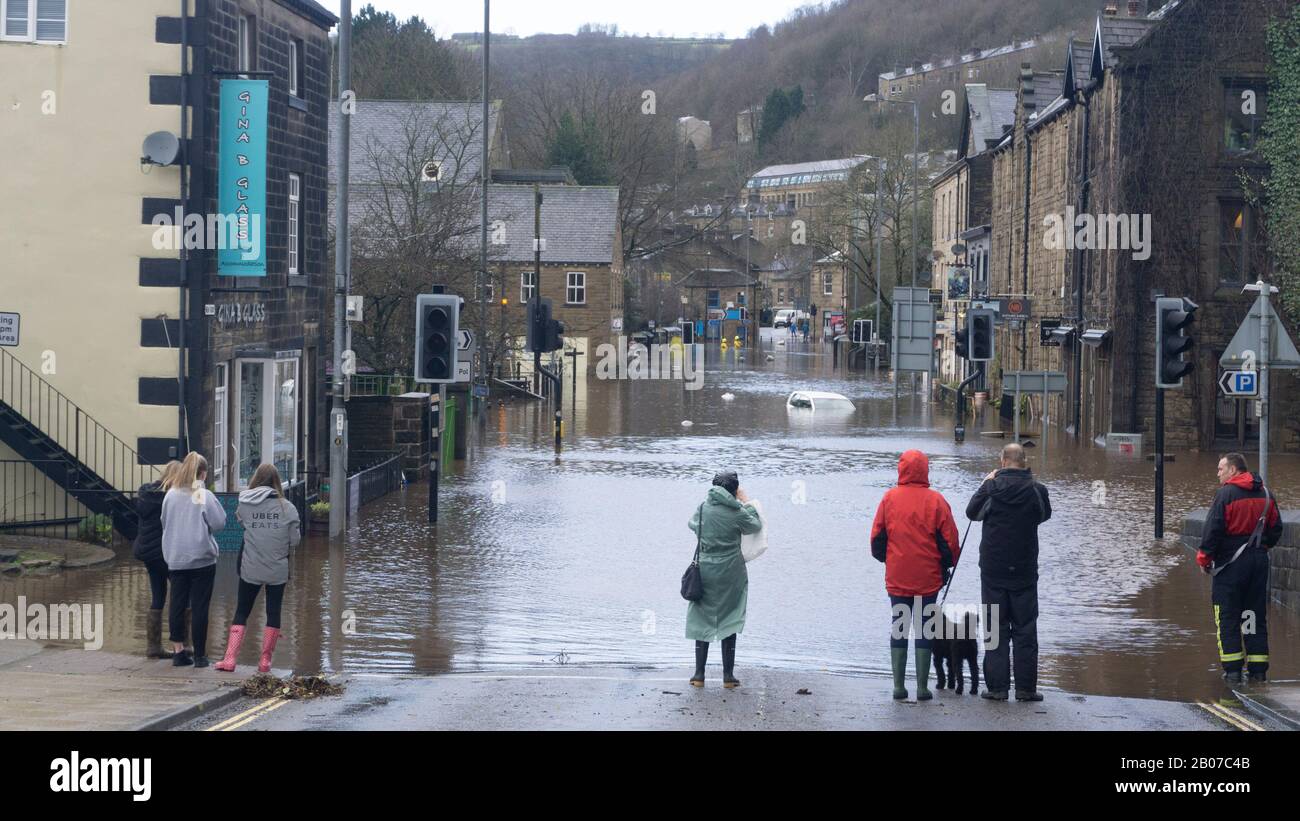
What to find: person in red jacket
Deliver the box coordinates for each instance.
[1197,452,1282,684]
[870,450,961,701]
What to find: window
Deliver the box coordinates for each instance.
[1219,200,1267,284]
[213,364,228,490]
[566,271,586,304]
[476,279,495,302]
[289,39,303,97]
[823,271,834,296]
[235,356,299,488]
[2,0,65,43]
[287,173,301,275]
[707,289,720,309]
[778,288,785,304]
[237,15,254,73]
[520,270,536,303]
[1224,82,1266,154]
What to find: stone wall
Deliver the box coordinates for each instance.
[1181,509,1300,612]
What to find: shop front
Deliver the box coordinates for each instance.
[213,350,302,491]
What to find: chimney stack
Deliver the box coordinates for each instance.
[1104,2,1119,15]
[1128,0,1141,16]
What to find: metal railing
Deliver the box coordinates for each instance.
[348,373,419,397]
[0,348,160,496]
[0,460,131,541]
[346,451,403,512]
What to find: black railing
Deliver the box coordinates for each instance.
[0,460,135,541]
[0,348,160,495]
[347,451,403,513]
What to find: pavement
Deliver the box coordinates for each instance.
[178,666,1250,731]
[0,639,288,731]
[0,535,115,573]
[1235,681,1300,730]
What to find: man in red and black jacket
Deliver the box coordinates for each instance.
[1197,452,1282,684]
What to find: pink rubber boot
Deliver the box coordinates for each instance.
[213,625,246,672]
[258,627,281,673]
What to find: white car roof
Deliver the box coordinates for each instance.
[789,391,852,401]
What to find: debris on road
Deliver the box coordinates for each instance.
[241,673,344,700]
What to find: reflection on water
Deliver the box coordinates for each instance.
[4,334,1297,703]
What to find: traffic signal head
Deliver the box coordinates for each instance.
[526,297,564,353]
[543,317,565,352]
[414,293,460,383]
[1156,296,1198,388]
[969,309,995,362]
[955,322,970,359]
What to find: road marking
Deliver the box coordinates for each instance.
[207,697,286,732]
[221,698,290,731]
[1197,701,1265,731]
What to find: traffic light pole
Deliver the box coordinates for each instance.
[1259,286,1270,485]
[1155,386,1164,539]
[428,386,443,523]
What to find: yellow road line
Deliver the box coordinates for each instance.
[221,697,290,731]
[1198,701,1265,732]
[206,697,284,732]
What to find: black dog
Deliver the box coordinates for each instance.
[932,610,980,695]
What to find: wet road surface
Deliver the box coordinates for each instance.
[5,330,1299,707]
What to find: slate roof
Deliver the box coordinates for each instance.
[1064,38,1094,92]
[1094,14,1160,74]
[329,100,501,188]
[879,39,1038,82]
[677,269,759,289]
[962,84,1018,156]
[745,157,870,189]
[486,184,620,265]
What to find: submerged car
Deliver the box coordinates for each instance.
[785,391,856,411]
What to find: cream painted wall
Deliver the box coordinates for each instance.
[0,1,190,470]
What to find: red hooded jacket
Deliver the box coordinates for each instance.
[869,450,962,597]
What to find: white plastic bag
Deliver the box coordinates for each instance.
[741,499,768,562]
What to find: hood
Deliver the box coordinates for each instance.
[987,467,1038,504]
[239,486,280,505]
[707,485,741,508]
[1227,471,1262,492]
[897,450,930,487]
[138,481,166,502]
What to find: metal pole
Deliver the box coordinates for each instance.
[177,0,189,456]
[1155,385,1164,539]
[911,102,919,288]
[428,388,442,523]
[475,0,490,420]
[533,183,542,397]
[329,0,352,539]
[1013,379,1021,444]
[1258,286,1270,485]
[874,157,883,377]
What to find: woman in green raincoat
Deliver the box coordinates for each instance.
[686,471,763,688]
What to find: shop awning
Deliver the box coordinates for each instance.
[1080,329,1111,348]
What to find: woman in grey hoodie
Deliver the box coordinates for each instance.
[160,452,227,667]
[214,464,301,673]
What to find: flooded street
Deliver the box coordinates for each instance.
[5,331,1298,704]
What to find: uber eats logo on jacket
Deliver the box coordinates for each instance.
[50,752,151,802]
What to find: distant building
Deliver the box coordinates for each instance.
[742,157,871,209]
[877,38,1042,100]
[737,106,762,144]
[677,116,712,152]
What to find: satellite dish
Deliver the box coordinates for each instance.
[951,243,967,256]
[141,131,181,166]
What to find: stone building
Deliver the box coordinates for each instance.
[985,0,1295,451]
[0,0,337,541]
[877,39,1041,100]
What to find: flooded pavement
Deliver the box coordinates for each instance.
[5,330,1298,704]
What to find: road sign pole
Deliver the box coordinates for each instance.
[1259,289,1270,485]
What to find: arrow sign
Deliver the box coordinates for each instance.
[457,329,474,351]
[1219,369,1259,397]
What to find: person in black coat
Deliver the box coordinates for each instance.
[966,443,1051,702]
[134,461,181,659]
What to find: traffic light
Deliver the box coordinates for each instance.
[682,322,695,345]
[1156,296,1198,388]
[969,309,995,362]
[414,293,460,383]
[526,297,564,353]
[955,321,970,359]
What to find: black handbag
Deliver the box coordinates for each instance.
[681,503,705,602]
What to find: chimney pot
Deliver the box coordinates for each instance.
[1104,2,1119,15]
[1128,0,1140,15]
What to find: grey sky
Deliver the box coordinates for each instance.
[315,0,812,39]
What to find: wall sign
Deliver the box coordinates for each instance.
[0,312,18,347]
[216,303,266,328]
[218,79,269,276]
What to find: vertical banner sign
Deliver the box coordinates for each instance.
[218,79,269,275]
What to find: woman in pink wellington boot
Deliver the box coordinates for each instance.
[214,464,300,673]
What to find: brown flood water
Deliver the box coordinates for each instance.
[4,331,1298,705]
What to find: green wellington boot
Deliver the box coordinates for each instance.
[891,647,908,700]
[915,648,933,701]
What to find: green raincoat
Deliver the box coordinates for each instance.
[685,486,763,641]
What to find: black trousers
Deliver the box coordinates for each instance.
[1211,548,1270,675]
[232,580,286,630]
[144,557,169,610]
[981,579,1039,694]
[168,565,216,655]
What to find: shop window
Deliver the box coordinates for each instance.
[236,356,299,487]
[213,364,228,489]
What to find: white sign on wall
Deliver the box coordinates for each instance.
[0,312,19,347]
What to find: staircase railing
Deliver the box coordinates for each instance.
[0,348,160,496]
